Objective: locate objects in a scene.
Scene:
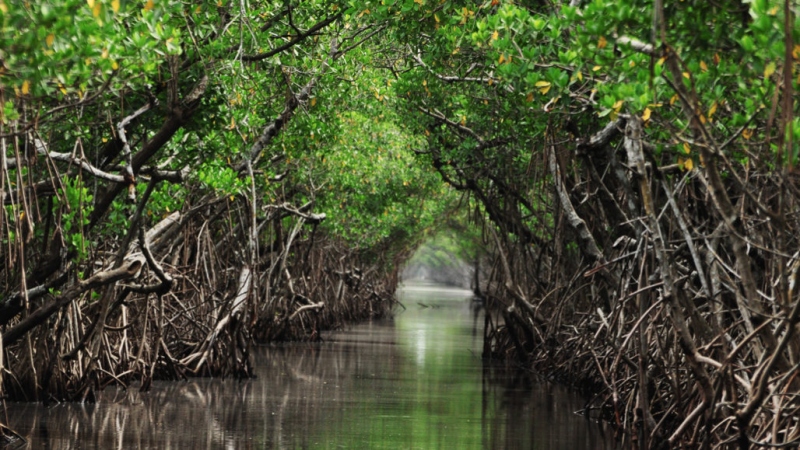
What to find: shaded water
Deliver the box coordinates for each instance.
[4,282,615,449]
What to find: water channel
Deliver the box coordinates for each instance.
[4,282,616,449]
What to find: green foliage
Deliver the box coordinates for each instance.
[1,0,182,98]
[312,109,453,249]
[144,183,185,218]
[405,222,485,271]
[1,100,19,123]
[196,161,246,196]
[359,0,798,256]
[5,0,796,281]
[54,177,94,262]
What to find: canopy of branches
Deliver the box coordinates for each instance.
[2,0,800,447]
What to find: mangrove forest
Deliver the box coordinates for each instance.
[1,0,799,448]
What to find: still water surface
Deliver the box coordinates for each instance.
[5,283,615,449]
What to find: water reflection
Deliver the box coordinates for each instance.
[4,282,615,449]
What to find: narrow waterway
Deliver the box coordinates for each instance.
[4,282,616,449]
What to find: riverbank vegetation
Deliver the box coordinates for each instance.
[2,0,799,448]
[0,0,448,403]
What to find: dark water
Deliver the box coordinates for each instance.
[3,283,616,449]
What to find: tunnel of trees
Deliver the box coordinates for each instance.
[1,0,799,448]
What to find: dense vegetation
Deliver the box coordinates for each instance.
[0,0,450,403]
[2,0,799,448]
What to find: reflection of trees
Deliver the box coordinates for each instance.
[9,379,249,450]
[6,330,405,450]
[481,365,613,450]
[7,293,611,450]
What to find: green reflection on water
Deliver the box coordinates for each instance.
[305,285,502,449]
